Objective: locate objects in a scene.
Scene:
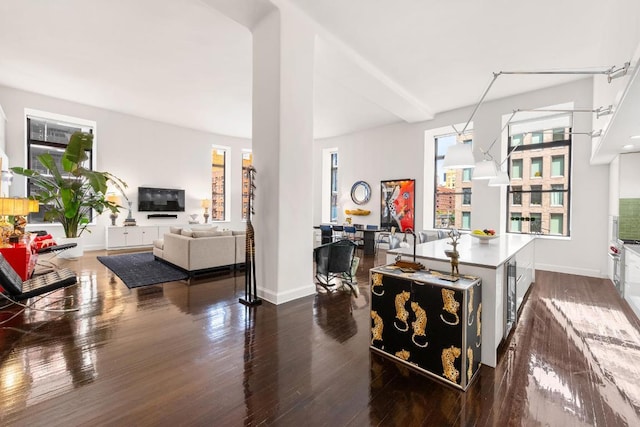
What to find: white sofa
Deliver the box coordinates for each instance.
[153,226,246,278]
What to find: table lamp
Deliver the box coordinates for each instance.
[0,197,31,244]
[201,199,211,223]
[106,193,122,226]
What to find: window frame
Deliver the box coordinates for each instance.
[434,132,474,230]
[25,111,97,224]
[210,146,230,222]
[506,115,572,237]
[241,150,253,221]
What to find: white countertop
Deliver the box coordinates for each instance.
[388,233,536,269]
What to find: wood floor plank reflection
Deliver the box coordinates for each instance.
[1,250,639,426]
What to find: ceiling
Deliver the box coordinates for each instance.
[1,0,639,146]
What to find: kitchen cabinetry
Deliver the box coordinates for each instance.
[106,226,159,249]
[386,233,535,367]
[624,245,640,317]
[370,266,481,390]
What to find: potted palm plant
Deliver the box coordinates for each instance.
[11,131,127,257]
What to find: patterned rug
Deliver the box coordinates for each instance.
[97,252,188,288]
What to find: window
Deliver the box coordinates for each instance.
[551,184,564,206]
[511,213,522,232]
[26,114,95,223]
[462,212,471,229]
[330,152,338,222]
[530,157,543,177]
[434,131,473,229]
[550,213,563,234]
[511,159,523,179]
[530,213,542,233]
[462,188,471,205]
[506,114,572,237]
[531,132,543,144]
[551,155,564,177]
[211,147,227,221]
[241,151,253,220]
[530,185,542,205]
[511,186,522,205]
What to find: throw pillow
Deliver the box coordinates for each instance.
[170,226,183,235]
[192,231,219,238]
[181,229,194,237]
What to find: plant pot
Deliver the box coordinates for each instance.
[57,237,83,259]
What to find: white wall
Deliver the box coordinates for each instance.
[0,84,251,250]
[315,78,611,278]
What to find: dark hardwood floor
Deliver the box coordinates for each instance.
[1,249,640,426]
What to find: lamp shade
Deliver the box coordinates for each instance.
[28,199,39,213]
[201,199,211,208]
[442,144,476,169]
[106,193,121,205]
[472,159,498,180]
[488,170,511,187]
[0,197,30,215]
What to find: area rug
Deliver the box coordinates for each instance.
[97,252,188,289]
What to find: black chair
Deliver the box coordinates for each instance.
[314,240,358,297]
[343,225,364,257]
[0,253,77,301]
[319,225,333,245]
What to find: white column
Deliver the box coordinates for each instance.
[252,6,316,303]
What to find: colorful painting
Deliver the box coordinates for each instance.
[380,179,415,232]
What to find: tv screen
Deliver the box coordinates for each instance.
[138,187,185,212]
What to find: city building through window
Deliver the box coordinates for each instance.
[506,113,571,236]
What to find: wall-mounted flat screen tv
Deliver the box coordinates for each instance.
[138,187,185,212]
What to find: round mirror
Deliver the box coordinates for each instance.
[351,181,371,205]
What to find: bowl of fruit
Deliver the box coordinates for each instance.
[470,229,498,243]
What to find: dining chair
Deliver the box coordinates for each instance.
[332,225,344,241]
[343,225,364,257]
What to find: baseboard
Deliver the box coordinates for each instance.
[535,263,604,278]
[257,283,316,305]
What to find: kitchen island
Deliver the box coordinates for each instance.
[386,233,535,367]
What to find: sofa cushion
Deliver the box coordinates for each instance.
[191,225,218,232]
[170,226,183,235]
[219,230,233,236]
[232,230,246,236]
[181,229,194,237]
[192,230,219,238]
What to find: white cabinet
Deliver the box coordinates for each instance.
[515,239,535,310]
[625,247,640,317]
[106,226,159,249]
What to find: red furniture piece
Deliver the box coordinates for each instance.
[0,242,37,281]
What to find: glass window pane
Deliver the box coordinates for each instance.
[550,214,563,234]
[211,148,226,221]
[434,130,472,229]
[242,151,253,220]
[531,185,542,205]
[511,213,521,232]
[531,157,543,177]
[462,212,471,229]
[531,132,543,144]
[551,155,564,176]
[551,184,564,206]
[462,188,471,205]
[530,213,542,233]
[511,186,522,205]
[330,151,338,222]
[511,159,522,179]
